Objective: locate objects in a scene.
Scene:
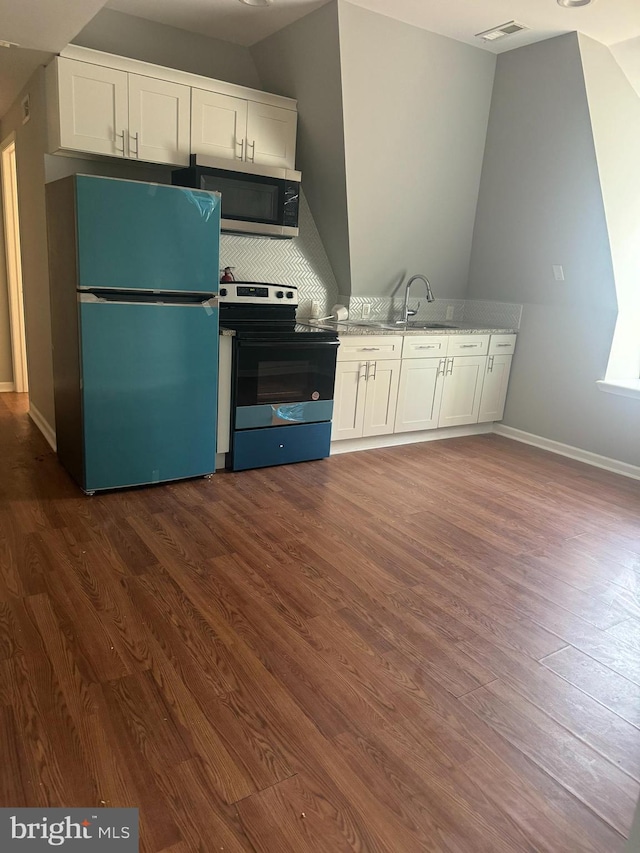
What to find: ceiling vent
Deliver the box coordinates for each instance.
[475,21,528,42]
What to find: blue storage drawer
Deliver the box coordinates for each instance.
[230,422,332,471]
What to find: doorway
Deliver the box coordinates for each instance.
[0,133,28,393]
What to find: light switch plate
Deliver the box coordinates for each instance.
[553,265,565,281]
[361,303,371,319]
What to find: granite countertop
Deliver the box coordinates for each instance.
[303,321,517,336]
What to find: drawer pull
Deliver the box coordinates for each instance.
[358,347,380,351]
[459,344,478,348]
[496,343,511,347]
[415,345,437,350]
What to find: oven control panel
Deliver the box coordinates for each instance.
[219,282,298,306]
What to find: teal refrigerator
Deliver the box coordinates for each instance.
[46,175,221,493]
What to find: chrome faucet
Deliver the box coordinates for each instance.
[398,274,435,325]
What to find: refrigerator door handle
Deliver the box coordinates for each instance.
[78,293,218,308]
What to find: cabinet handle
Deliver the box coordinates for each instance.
[358,347,380,351]
[415,345,437,350]
[131,131,139,158]
[360,363,368,381]
[488,355,495,373]
[495,343,511,347]
[446,358,454,375]
[459,344,478,349]
[248,139,256,162]
[437,358,446,376]
[370,361,377,380]
[115,129,125,155]
[237,138,244,160]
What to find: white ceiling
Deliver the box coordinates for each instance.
[104,0,640,50]
[1,0,639,124]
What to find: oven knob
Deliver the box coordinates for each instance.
[276,291,284,298]
[286,291,294,299]
[220,288,227,297]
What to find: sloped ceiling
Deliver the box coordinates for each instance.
[0,0,107,120]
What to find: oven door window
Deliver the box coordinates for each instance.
[199,173,282,225]
[235,342,337,407]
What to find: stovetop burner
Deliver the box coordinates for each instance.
[218,281,338,342]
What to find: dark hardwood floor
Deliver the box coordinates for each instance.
[1,391,639,852]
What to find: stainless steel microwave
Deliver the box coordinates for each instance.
[171,155,301,239]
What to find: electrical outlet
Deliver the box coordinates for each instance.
[361,303,371,319]
[446,305,455,321]
[310,300,320,319]
[553,265,565,282]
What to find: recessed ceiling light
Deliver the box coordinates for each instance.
[238,0,272,6]
[557,0,595,7]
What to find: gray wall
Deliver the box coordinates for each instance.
[251,1,351,296]
[338,2,495,298]
[0,190,13,384]
[0,66,55,420]
[73,8,262,90]
[467,33,640,466]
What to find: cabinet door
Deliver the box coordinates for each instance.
[57,58,128,157]
[128,75,191,166]
[331,361,367,441]
[363,360,401,438]
[246,102,297,169]
[191,88,247,162]
[438,355,486,428]
[478,354,512,423]
[395,358,445,433]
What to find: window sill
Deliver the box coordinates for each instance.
[596,379,640,400]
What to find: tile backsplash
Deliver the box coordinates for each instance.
[219,191,338,317]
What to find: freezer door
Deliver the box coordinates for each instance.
[79,300,218,491]
[76,175,220,294]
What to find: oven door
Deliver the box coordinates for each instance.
[234,339,338,429]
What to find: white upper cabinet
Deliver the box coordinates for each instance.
[55,58,128,158]
[245,102,297,169]
[191,89,248,162]
[128,75,190,166]
[48,47,298,171]
[192,91,297,169]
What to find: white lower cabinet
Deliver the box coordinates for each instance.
[395,357,445,433]
[332,333,515,444]
[478,354,512,423]
[438,355,487,428]
[332,359,400,440]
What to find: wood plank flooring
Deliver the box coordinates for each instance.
[1,391,639,852]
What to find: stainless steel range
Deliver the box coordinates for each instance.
[217,282,339,471]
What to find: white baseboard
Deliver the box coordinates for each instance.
[0,382,15,392]
[330,423,493,456]
[493,423,640,481]
[28,403,57,451]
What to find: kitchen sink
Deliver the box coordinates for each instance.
[344,320,460,331]
[406,322,459,330]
